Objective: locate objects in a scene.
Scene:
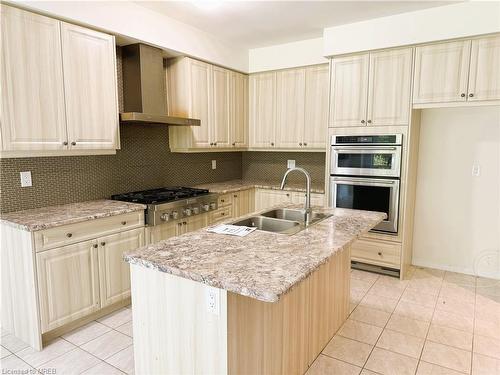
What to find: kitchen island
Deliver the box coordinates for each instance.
[125,207,385,375]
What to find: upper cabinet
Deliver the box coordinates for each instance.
[167,57,248,152]
[413,35,500,105]
[330,48,412,128]
[0,5,119,155]
[249,64,329,151]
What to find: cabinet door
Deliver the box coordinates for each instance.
[233,189,255,217]
[212,66,231,148]
[231,72,249,148]
[61,23,118,149]
[367,48,413,126]
[149,221,178,244]
[98,228,144,308]
[292,192,325,207]
[37,240,100,332]
[185,214,208,232]
[188,59,212,147]
[256,189,293,211]
[304,65,329,149]
[468,35,500,101]
[413,40,471,104]
[276,68,305,148]
[330,54,369,127]
[249,72,276,148]
[0,5,67,151]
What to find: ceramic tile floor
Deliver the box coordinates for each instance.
[1,267,499,375]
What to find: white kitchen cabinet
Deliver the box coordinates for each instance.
[148,214,208,243]
[1,5,67,151]
[276,69,306,148]
[330,49,412,127]
[231,189,255,217]
[413,40,471,104]
[249,72,277,149]
[37,239,100,333]
[231,72,249,148]
[168,57,247,151]
[98,228,144,308]
[468,35,500,101]
[367,48,413,126]
[292,192,325,207]
[255,189,293,211]
[303,65,329,149]
[0,5,119,155]
[330,54,370,128]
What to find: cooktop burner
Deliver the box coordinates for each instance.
[111,187,210,204]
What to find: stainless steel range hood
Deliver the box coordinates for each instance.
[119,43,200,126]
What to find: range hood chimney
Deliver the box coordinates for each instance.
[120,43,200,126]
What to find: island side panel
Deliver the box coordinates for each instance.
[227,245,351,375]
[130,264,228,375]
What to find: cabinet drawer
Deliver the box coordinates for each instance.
[34,211,144,252]
[351,238,401,268]
[209,206,232,224]
[218,194,233,207]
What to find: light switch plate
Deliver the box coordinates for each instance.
[472,164,481,177]
[287,160,296,169]
[20,171,32,187]
[212,160,217,170]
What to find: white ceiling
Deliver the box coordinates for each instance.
[135,1,456,49]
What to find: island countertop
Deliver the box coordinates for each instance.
[124,207,386,303]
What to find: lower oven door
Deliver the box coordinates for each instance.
[330,176,400,233]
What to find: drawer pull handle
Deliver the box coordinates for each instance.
[221,199,225,202]
[183,221,187,225]
[71,141,76,146]
[377,251,382,256]
[121,221,127,225]
[221,213,225,216]
[234,195,237,198]
[93,244,98,248]
[101,242,106,246]
[66,233,72,238]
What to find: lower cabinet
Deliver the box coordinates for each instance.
[37,227,144,333]
[255,189,325,211]
[148,214,209,243]
[37,239,100,333]
[351,237,401,269]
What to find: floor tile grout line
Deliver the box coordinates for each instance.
[70,337,130,375]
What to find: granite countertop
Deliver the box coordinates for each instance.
[194,179,325,194]
[125,206,386,303]
[0,200,146,232]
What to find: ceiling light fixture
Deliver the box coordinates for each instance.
[190,0,223,11]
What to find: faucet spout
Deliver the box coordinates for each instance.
[280,167,312,224]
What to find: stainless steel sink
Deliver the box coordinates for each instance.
[231,216,302,235]
[261,208,332,225]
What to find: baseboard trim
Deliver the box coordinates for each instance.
[412,259,500,280]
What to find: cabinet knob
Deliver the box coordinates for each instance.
[101,242,106,246]
[233,195,237,198]
[367,120,372,124]
[221,212,225,216]
[271,142,275,146]
[469,93,474,98]
[232,142,236,146]
[461,93,466,98]
[377,251,382,256]
[303,142,308,146]
[286,193,290,197]
[210,142,214,146]
[214,142,217,146]
[93,244,98,248]
[361,120,365,124]
[63,141,68,146]
[121,221,127,225]
[299,142,303,146]
[183,221,187,225]
[71,141,76,146]
[66,233,72,238]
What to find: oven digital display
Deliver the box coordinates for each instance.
[338,153,393,169]
[336,184,390,216]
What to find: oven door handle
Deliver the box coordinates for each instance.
[332,146,398,152]
[331,176,397,185]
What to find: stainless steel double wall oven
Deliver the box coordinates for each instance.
[330,134,403,233]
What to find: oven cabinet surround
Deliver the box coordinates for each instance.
[413,35,500,107]
[249,64,329,151]
[130,245,350,375]
[166,57,248,152]
[0,5,119,157]
[329,48,413,128]
[326,119,421,278]
[0,212,144,350]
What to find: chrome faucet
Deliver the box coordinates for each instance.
[280,167,312,224]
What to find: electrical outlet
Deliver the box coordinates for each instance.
[206,286,220,315]
[211,160,217,170]
[20,171,32,187]
[287,160,296,169]
[472,164,481,177]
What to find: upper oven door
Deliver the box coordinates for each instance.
[331,145,401,177]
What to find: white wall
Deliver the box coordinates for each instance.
[248,37,327,73]
[11,0,248,72]
[324,2,500,56]
[412,106,500,278]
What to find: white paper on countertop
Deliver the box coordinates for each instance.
[207,224,257,237]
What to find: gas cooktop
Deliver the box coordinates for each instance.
[111,187,210,205]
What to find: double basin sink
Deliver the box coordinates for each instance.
[232,208,332,235]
